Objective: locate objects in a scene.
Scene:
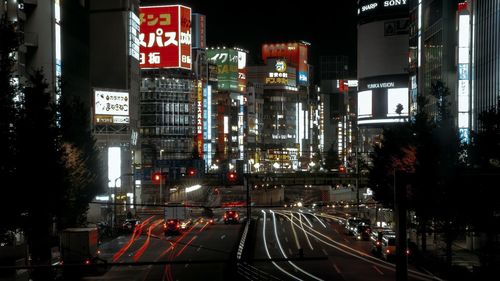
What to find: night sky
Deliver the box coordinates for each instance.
[142,0,358,74]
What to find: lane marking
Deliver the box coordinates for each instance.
[333,263,341,274]
[285,237,289,243]
[322,249,328,256]
[373,265,384,275]
[288,248,293,255]
[220,234,226,240]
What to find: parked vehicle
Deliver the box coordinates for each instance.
[60,228,100,265]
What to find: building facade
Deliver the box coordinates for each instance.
[357,0,410,153]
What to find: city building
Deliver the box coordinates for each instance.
[471,0,500,130]
[319,56,357,170]
[409,0,500,141]
[247,42,313,172]
[319,79,358,170]
[89,0,141,212]
[138,4,202,203]
[1,0,61,99]
[357,0,410,154]
[206,47,248,174]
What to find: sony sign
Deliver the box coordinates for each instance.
[384,0,407,7]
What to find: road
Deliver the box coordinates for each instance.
[83,211,244,281]
[245,209,442,281]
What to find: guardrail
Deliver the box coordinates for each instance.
[236,220,250,260]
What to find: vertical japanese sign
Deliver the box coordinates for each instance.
[457,4,470,143]
[179,6,192,69]
[197,81,203,158]
[237,51,247,93]
[139,5,191,69]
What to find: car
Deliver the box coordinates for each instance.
[223,210,239,224]
[370,228,395,254]
[164,219,181,235]
[122,219,140,232]
[179,219,193,230]
[353,224,371,240]
[344,218,370,235]
[381,234,397,260]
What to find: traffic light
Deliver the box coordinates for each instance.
[339,165,346,173]
[187,167,196,177]
[227,171,237,183]
[152,171,167,184]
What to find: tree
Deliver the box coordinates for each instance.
[0,18,21,233]
[324,144,341,171]
[466,97,500,270]
[369,81,464,264]
[16,70,65,280]
[59,96,104,228]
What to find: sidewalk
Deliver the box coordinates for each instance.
[413,239,482,280]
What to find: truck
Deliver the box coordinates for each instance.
[60,228,99,265]
[163,203,190,235]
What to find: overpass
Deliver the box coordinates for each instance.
[174,172,369,188]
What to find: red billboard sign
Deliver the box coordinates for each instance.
[139,5,192,69]
[261,42,309,85]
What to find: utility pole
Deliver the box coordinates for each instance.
[356,149,360,217]
[244,174,251,222]
[394,170,408,281]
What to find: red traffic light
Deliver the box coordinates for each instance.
[152,171,167,184]
[227,172,237,182]
[187,167,196,177]
[339,165,346,173]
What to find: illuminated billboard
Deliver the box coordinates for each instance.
[357,74,408,125]
[264,59,297,88]
[94,90,130,124]
[207,48,239,92]
[197,81,203,158]
[261,42,309,85]
[357,0,409,22]
[139,5,192,69]
[237,51,247,92]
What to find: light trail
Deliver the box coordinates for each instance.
[112,215,156,262]
[281,211,439,281]
[133,218,164,262]
[289,212,301,250]
[261,210,303,281]
[271,210,324,281]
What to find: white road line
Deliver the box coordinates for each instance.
[220,234,226,240]
[197,245,202,252]
[372,265,384,275]
[288,248,293,255]
[322,249,328,256]
[333,263,342,274]
[284,237,289,243]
